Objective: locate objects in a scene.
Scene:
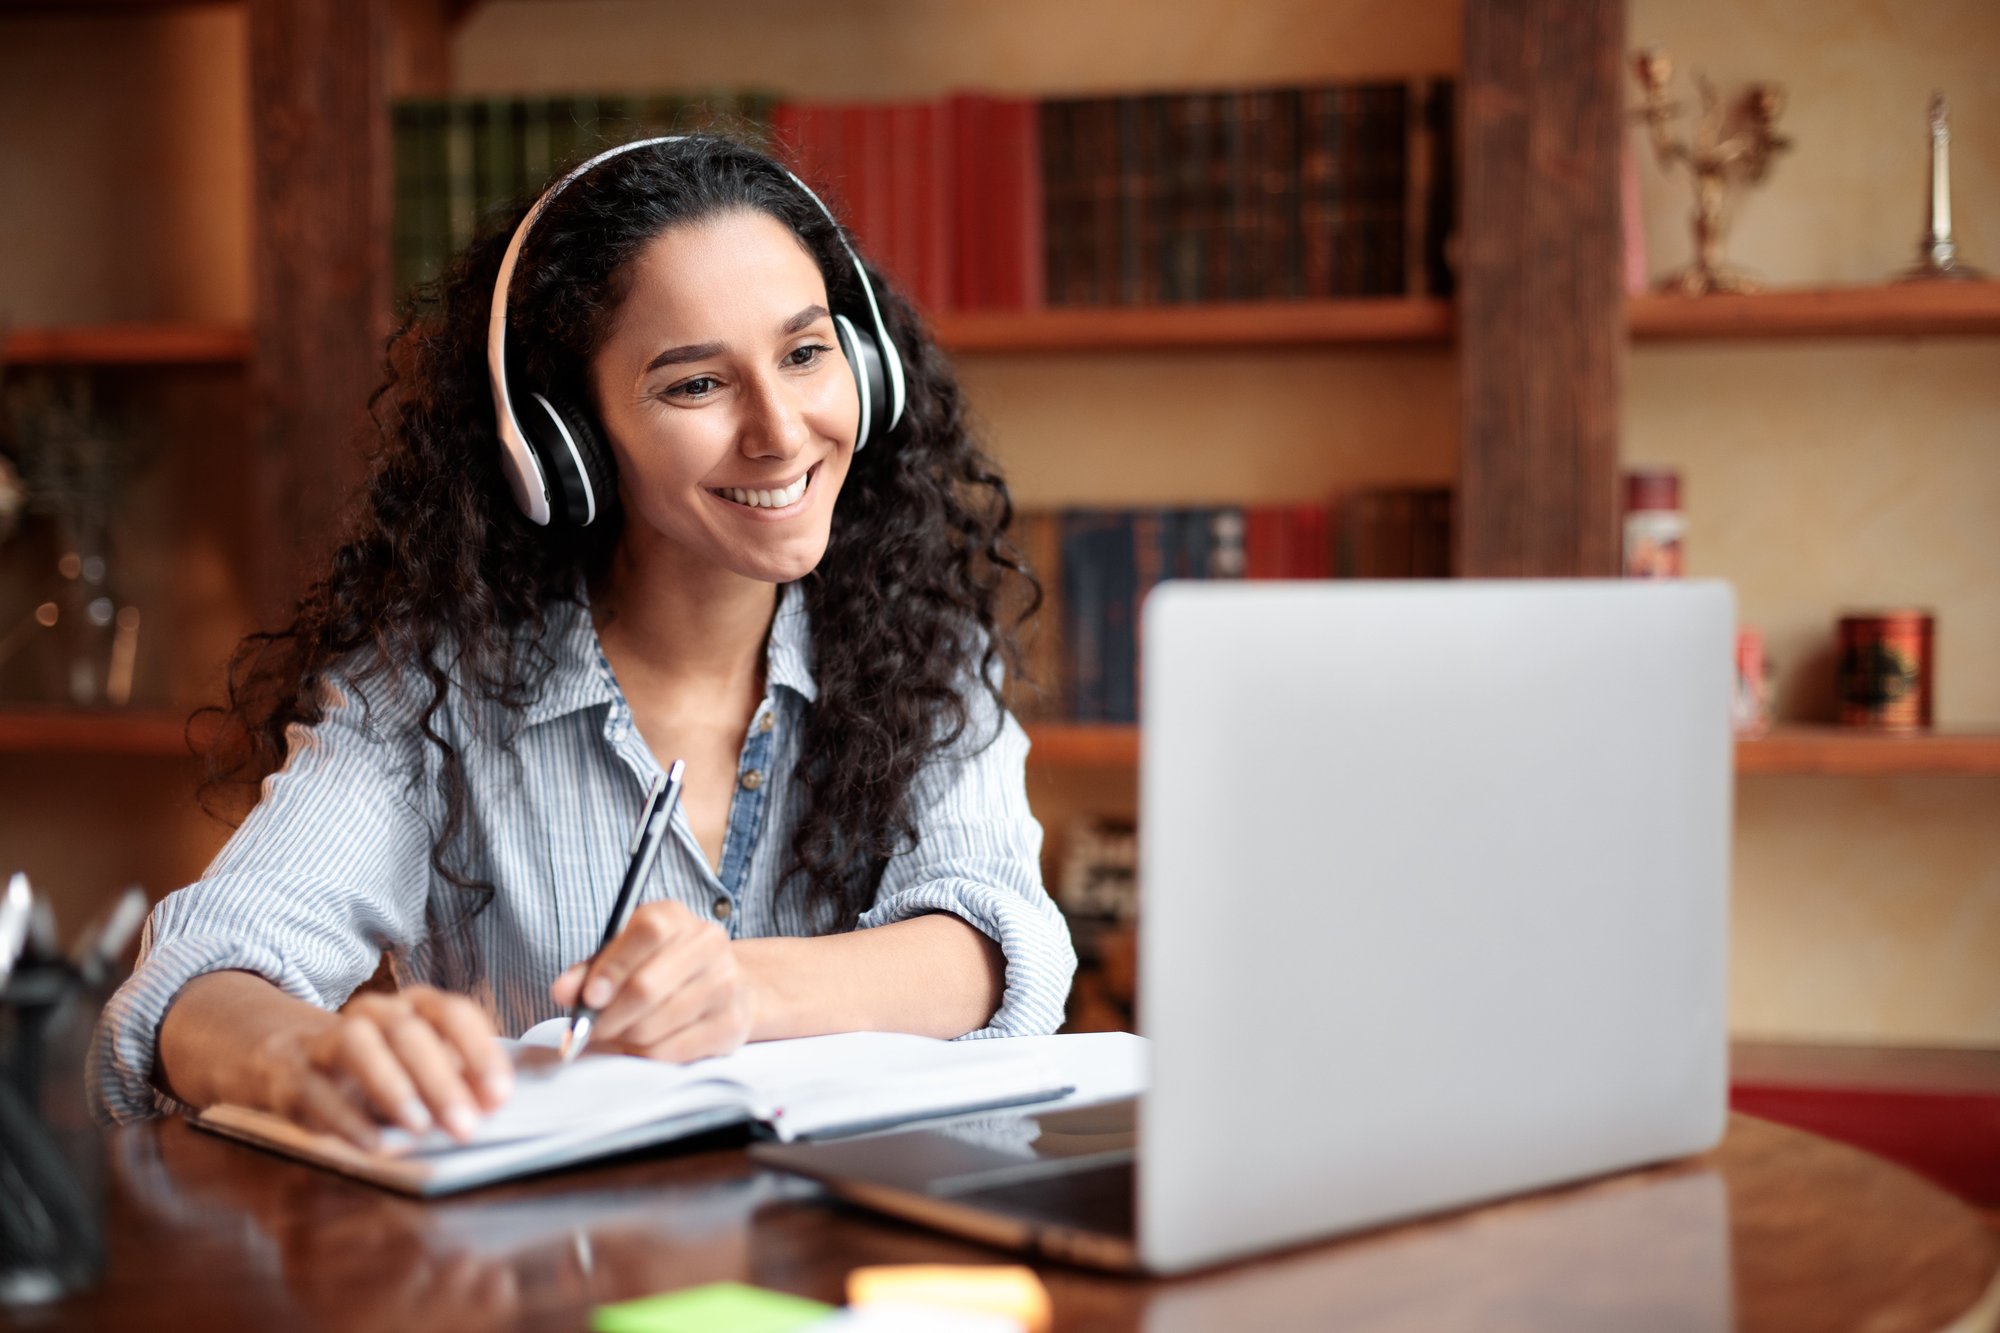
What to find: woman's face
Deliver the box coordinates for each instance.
[591,208,858,586]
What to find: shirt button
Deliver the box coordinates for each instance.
[712,898,732,921]
[740,769,763,791]
[758,712,775,733]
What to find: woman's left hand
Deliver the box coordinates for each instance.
[549,901,757,1062]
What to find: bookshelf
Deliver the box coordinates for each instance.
[1,324,251,367]
[934,299,1453,353]
[1024,723,2000,778]
[1629,284,2000,342]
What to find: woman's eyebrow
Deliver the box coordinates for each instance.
[642,305,832,375]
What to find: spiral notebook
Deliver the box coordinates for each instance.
[192,1021,1073,1196]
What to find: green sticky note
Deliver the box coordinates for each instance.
[590,1281,833,1333]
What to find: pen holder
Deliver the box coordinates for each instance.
[0,962,106,1306]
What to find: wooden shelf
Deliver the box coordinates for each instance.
[1736,727,2000,777]
[934,298,1452,353]
[1025,723,1141,768]
[0,708,193,757]
[1630,283,2000,341]
[2,323,249,367]
[1028,723,2000,777]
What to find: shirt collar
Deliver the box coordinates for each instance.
[520,582,817,729]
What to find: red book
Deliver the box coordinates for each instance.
[949,93,989,309]
[911,101,952,312]
[992,97,1045,309]
[1244,507,1287,580]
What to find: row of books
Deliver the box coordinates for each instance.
[1010,489,1452,724]
[389,93,776,307]
[388,79,1456,315]
[1041,81,1456,306]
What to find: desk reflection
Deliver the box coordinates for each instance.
[1137,1166,1733,1332]
[114,1125,814,1331]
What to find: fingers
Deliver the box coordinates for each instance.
[378,1006,483,1141]
[573,901,703,1013]
[626,992,753,1065]
[409,988,512,1111]
[318,1015,430,1135]
[588,913,729,1048]
[297,988,508,1145]
[619,950,735,1051]
[287,1067,384,1150]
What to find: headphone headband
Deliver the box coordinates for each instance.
[487,134,906,527]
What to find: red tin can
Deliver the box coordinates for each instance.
[1836,610,1934,731]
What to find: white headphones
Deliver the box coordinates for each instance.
[486,135,908,528]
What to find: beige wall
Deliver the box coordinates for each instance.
[1627,0,2000,1044]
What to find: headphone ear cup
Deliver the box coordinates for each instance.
[833,313,887,453]
[522,392,616,527]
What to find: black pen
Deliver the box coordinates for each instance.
[559,759,686,1063]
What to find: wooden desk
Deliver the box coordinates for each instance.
[21,1114,2000,1332]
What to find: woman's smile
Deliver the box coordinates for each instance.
[708,460,819,516]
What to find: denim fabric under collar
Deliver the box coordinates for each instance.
[519,581,818,729]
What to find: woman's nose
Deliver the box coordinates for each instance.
[743,373,811,459]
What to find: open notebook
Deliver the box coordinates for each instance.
[192,1019,1074,1196]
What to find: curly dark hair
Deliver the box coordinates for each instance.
[201,133,1039,959]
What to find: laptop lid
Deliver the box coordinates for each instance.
[1137,580,1734,1273]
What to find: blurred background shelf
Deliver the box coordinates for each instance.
[1736,727,2000,777]
[1628,284,2000,341]
[0,708,193,757]
[1027,723,2000,777]
[933,298,1453,353]
[1,323,250,366]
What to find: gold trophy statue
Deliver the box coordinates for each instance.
[1631,48,1792,294]
[1898,92,1985,282]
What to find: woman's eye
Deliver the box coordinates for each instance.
[666,375,720,400]
[785,342,834,368]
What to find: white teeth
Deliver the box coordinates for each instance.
[720,472,810,509]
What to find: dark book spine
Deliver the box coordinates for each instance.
[1138,95,1173,306]
[1236,88,1273,300]
[1364,83,1410,296]
[1264,88,1304,301]
[1115,96,1143,305]
[390,101,423,310]
[1426,78,1458,298]
[1300,87,1338,300]
[1061,510,1109,721]
[1203,91,1236,302]
[1039,99,1074,307]
[1086,98,1121,305]
[1163,94,1211,303]
[1101,511,1139,724]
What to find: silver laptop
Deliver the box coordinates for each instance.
[754,581,1735,1274]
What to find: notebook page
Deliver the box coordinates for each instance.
[379,1041,749,1156]
[510,1023,1069,1142]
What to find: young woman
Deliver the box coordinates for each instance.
[89,134,1075,1146]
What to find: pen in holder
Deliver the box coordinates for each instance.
[0,875,140,1307]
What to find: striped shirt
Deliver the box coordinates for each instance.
[90,583,1076,1123]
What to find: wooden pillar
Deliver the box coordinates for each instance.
[246,0,392,617]
[1457,0,1625,577]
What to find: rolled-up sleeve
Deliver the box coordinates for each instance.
[88,674,436,1123]
[857,691,1076,1039]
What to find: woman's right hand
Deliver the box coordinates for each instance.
[243,985,513,1150]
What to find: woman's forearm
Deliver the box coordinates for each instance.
[734,913,1005,1041]
[155,970,339,1109]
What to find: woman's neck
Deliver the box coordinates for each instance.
[592,539,779,704]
